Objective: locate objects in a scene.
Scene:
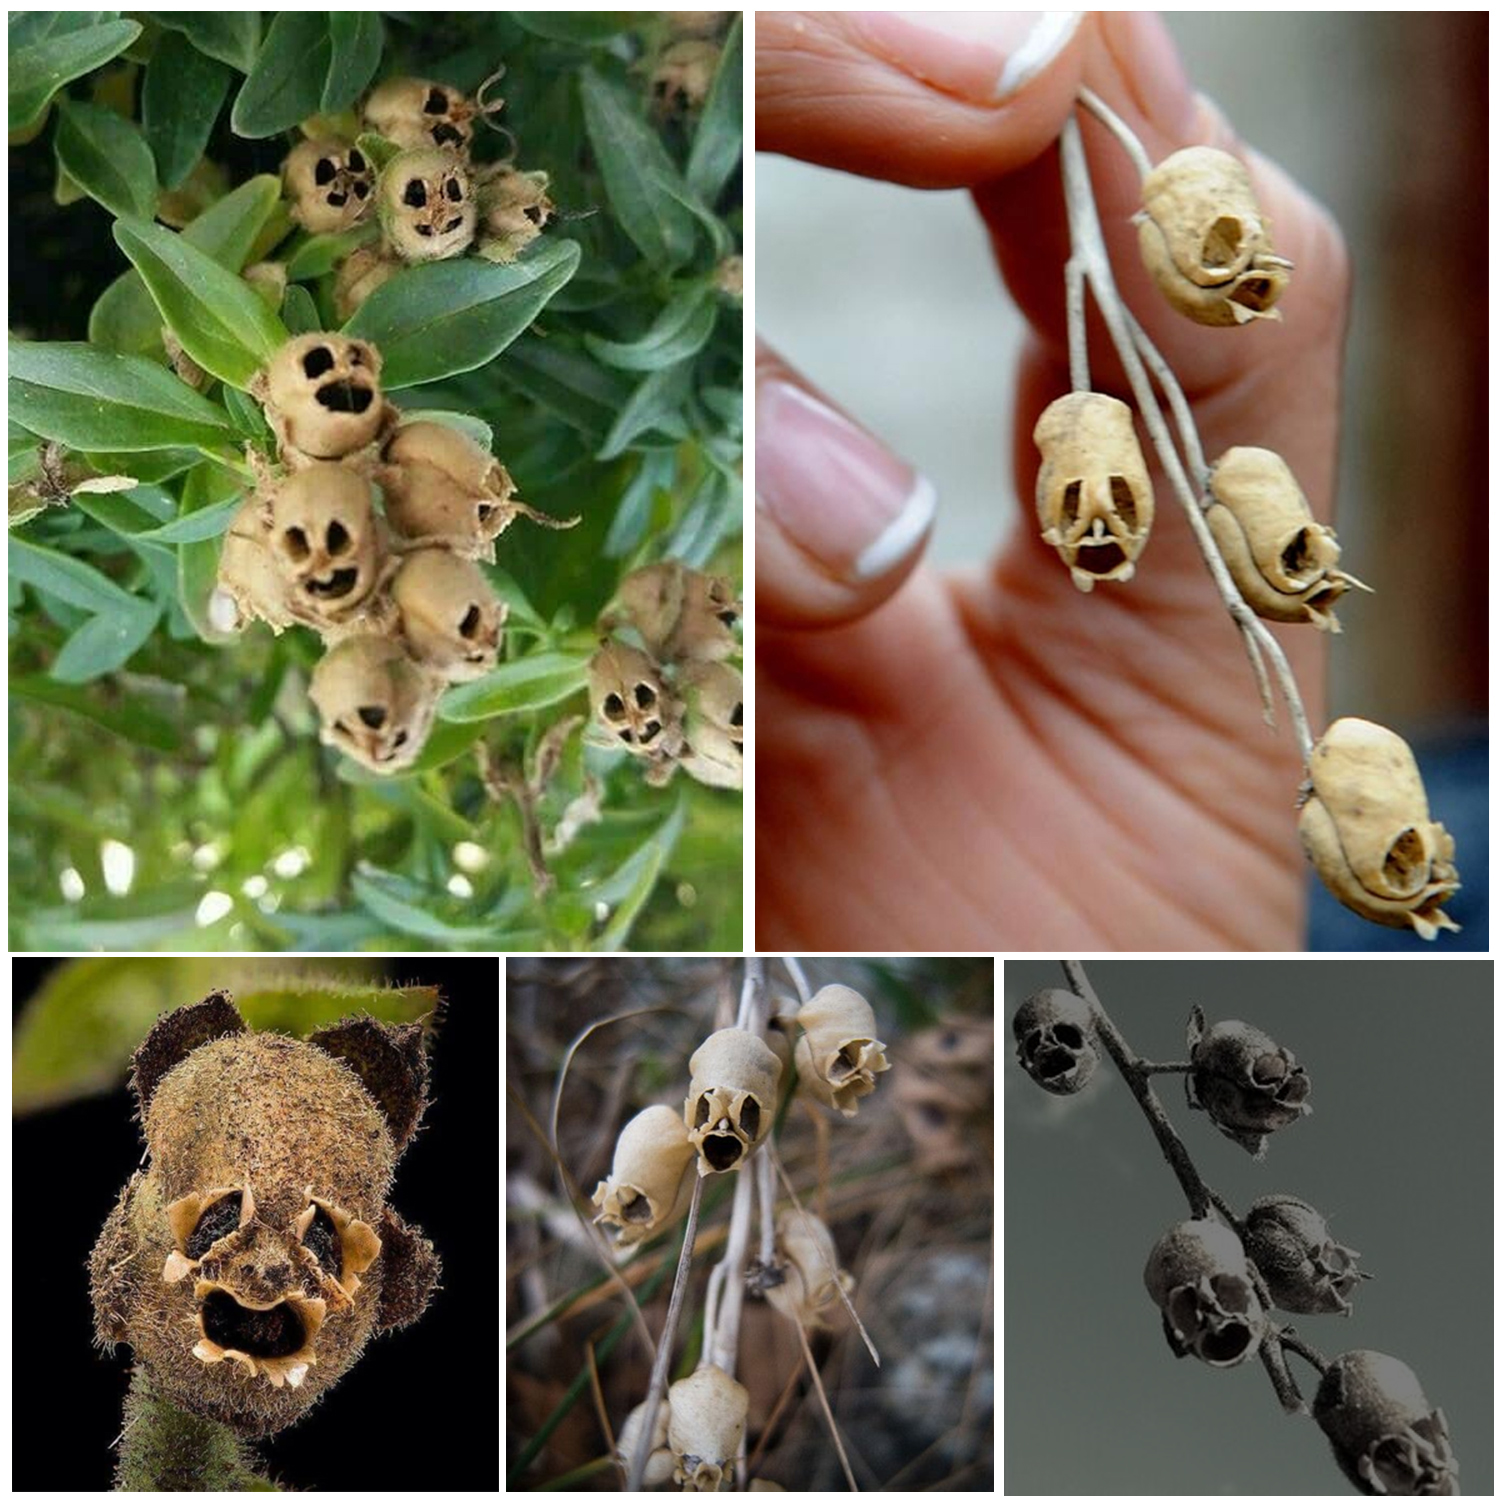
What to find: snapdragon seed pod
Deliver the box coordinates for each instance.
[377,147,475,264]
[765,1207,854,1331]
[617,1398,674,1486]
[1033,392,1154,591]
[475,164,553,264]
[283,138,373,235]
[684,1028,780,1175]
[1143,1217,1267,1368]
[612,561,741,664]
[363,77,476,154]
[590,1105,695,1249]
[666,1366,749,1493]
[308,636,439,774]
[678,660,743,790]
[1012,987,1099,1095]
[1244,1194,1367,1315]
[257,333,387,461]
[1299,717,1460,939]
[392,550,504,682]
[793,984,890,1117]
[1206,447,1365,631]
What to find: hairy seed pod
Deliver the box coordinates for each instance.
[308,636,439,774]
[378,146,475,264]
[1299,718,1460,939]
[213,499,298,634]
[392,550,504,681]
[793,985,890,1118]
[765,1207,854,1331]
[1244,1195,1367,1316]
[1313,1351,1459,1497]
[1012,987,1099,1095]
[684,1028,781,1176]
[589,640,680,760]
[283,138,374,235]
[363,77,476,154]
[257,333,387,461]
[1033,392,1154,591]
[1143,1217,1267,1368]
[666,1366,750,1492]
[266,462,387,622]
[1206,447,1365,632]
[611,561,741,664]
[333,244,399,322]
[653,38,720,115]
[1135,146,1292,325]
[591,1105,696,1250]
[678,660,743,790]
[617,1399,674,1487]
[1186,1008,1311,1158]
[475,164,553,264]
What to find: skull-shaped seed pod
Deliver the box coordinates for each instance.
[1313,1351,1459,1497]
[380,420,575,561]
[1011,987,1099,1095]
[714,254,743,302]
[378,147,476,264]
[653,38,721,115]
[1243,1195,1368,1316]
[363,77,477,155]
[308,636,439,774]
[669,11,728,39]
[333,243,400,322]
[1206,447,1365,632]
[475,165,553,264]
[1185,1008,1311,1158]
[266,462,386,622]
[684,1028,781,1175]
[1033,392,1154,592]
[617,1398,675,1488]
[283,137,374,235]
[590,1105,696,1250]
[1135,146,1292,326]
[678,660,743,790]
[391,550,505,682]
[793,985,890,1118]
[765,1207,854,1331]
[212,499,298,634]
[1144,1218,1267,1367]
[666,1366,750,1493]
[589,640,680,760]
[612,561,741,664]
[257,333,387,461]
[1299,717,1461,940]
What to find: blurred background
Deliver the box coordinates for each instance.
[1003,959,1493,1496]
[759,12,1487,947]
[507,956,994,1490]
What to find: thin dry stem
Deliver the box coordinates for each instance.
[782,955,813,1004]
[1077,83,1153,180]
[794,1314,860,1491]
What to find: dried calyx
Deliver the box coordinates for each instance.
[378,146,476,263]
[666,1366,750,1493]
[1243,1194,1368,1316]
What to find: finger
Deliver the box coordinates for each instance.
[756,10,1089,187]
[756,340,935,630]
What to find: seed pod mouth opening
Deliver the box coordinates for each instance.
[1382,826,1430,899]
[1199,1320,1254,1366]
[1075,540,1128,578]
[305,567,360,599]
[1202,214,1247,273]
[316,381,375,415]
[200,1291,308,1360]
[702,1132,743,1171]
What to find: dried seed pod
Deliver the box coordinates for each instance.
[213,500,297,634]
[684,1028,780,1175]
[653,38,720,115]
[611,561,741,664]
[363,77,476,155]
[1299,717,1460,939]
[333,243,399,322]
[266,462,387,622]
[377,146,475,264]
[1012,986,1099,1095]
[666,1366,750,1492]
[1143,1217,1267,1367]
[591,1105,696,1249]
[589,641,680,760]
[308,636,439,774]
[1313,1351,1458,1497]
[1033,392,1154,591]
[765,1207,854,1331]
[1206,447,1365,632]
[475,164,553,264]
[1135,146,1292,326]
[380,421,575,561]
[1185,1008,1311,1158]
[257,333,387,461]
[668,12,728,39]
[392,550,504,681]
[617,1398,674,1487]
[1244,1195,1368,1316]
[283,137,374,235]
[793,984,890,1118]
[679,660,743,790]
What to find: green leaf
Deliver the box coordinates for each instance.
[593,796,687,951]
[151,13,261,73]
[584,283,717,372]
[132,494,241,544]
[10,340,236,452]
[52,599,159,683]
[284,224,377,282]
[230,11,330,138]
[579,68,698,269]
[53,98,157,221]
[511,13,634,44]
[437,651,590,722]
[605,449,674,557]
[344,239,581,389]
[176,462,246,643]
[10,673,182,754]
[322,13,382,114]
[113,217,289,390]
[9,16,141,133]
[597,363,692,461]
[351,867,525,948]
[11,535,142,614]
[686,17,742,205]
[280,283,322,336]
[142,29,231,189]
[15,884,207,953]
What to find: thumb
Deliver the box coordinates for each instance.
[756,341,935,630]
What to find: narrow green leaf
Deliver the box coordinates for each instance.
[280,283,322,336]
[511,14,634,44]
[54,98,157,221]
[132,495,241,544]
[142,30,231,189]
[52,599,160,683]
[9,17,141,132]
[351,867,520,948]
[11,535,141,614]
[437,651,590,722]
[17,884,206,952]
[579,68,698,268]
[584,284,717,372]
[604,449,674,557]
[686,17,742,204]
[284,224,377,282]
[176,462,245,643]
[10,673,182,753]
[594,796,687,950]
[113,217,289,390]
[322,14,382,114]
[9,341,236,452]
[151,14,261,73]
[344,239,580,389]
[230,12,331,138]
[597,363,693,461]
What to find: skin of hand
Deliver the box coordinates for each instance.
[756,11,1350,951]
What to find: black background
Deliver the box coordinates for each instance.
[12,958,498,1492]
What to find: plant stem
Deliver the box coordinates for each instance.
[113,1366,273,1491]
[1260,1330,1309,1415]
[1077,84,1153,180]
[1281,1329,1331,1375]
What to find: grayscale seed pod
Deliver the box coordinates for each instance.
[1012,987,1099,1095]
[1185,1008,1311,1158]
[1143,1217,1267,1368]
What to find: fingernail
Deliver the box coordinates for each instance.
[756,380,936,583]
[856,10,1082,105]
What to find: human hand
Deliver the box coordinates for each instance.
[755,12,1350,950]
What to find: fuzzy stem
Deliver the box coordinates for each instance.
[113,1366,274,1492]
[1260,1330,1309,1415]
[1281,1329,1332,1376]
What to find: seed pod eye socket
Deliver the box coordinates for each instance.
[358,704,387,729]
[348,149,366,172]
[634,682,656,709]
[302,1206,343,1278]
[186,1192,244,1259]
[314,157,337,186]
[603,692,626,720]
[458,604,481,638]
[326,520,350,555]
[444,177,462,203]
[284,526,310,560]
[432,123,462,147]
[424,88,448,114]
[302,345,335,379]
[403,179,427,208]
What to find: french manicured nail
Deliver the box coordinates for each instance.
[856,10,1082,104]
[757,379,935,583]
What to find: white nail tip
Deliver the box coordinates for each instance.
[853,474,936,581]
[996,12,1082,101]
